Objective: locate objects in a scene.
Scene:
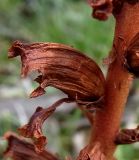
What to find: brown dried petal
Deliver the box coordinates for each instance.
[4,132,59,160]
[19,98,72,152]
[8,41,105,107]
[88,0,113,20]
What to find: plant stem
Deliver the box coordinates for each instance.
[79,2,139,160]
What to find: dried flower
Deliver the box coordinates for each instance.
[9,41,105,107]
[18,98,71,152]
[124,32,139,77]
[115,126,139,144]
[88,0,113,20]
[4,132,59,160]
[8,41,105,152]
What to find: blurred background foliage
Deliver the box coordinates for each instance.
[0,0,139,160]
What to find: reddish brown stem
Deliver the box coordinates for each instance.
[78,2,139,160]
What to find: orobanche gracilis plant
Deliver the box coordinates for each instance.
[3,0,139,160]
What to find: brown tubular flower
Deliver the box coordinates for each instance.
[8,41,105,108]
[4,132,59,160]
[124,32,139,77]
[115,126,139,145]
[8,41,105,152]
[88,0,113,20]
[88,0,139,20]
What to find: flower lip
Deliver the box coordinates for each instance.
[8,40,23,58]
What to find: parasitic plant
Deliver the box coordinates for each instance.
[3,0,139,160]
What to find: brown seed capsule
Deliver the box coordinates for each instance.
[8,41,105,106]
